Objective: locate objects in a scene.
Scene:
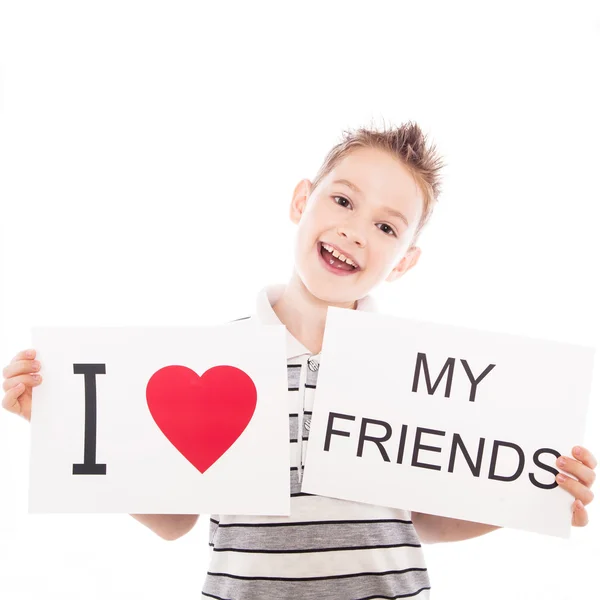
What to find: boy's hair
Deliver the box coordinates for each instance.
[310,120,445,246]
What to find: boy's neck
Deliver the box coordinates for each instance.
[271,272,357,356]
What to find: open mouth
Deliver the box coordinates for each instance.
[318,242,360,274]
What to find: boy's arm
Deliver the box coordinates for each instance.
[130,514,200,541]
[411,511,501,544]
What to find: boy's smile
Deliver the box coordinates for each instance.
[317,241,361,276]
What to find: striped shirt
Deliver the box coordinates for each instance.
[201,284,431,600]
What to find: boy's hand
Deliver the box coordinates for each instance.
[556,446,596,527]
[2,349,42,422]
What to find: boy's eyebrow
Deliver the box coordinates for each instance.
[333,178,409,226]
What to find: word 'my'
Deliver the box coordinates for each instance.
[412,352,496,403]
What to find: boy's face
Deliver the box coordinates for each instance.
[290,146,423,304]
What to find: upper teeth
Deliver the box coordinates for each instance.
[322,243,358,268]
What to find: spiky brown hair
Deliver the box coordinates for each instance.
[310,119,445,246]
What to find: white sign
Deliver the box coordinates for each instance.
[302,307,596,538]
[29,323,291,516]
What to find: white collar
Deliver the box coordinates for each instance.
[255,283,378,359]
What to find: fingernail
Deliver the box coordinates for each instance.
[557,458,566,467]
[576,500,584,510]
[26,350,34,358]
[574,446,581,456]
[557,474,566,483]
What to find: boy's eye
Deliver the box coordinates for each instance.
[378,223,396,236]
[332,196,397,237]
[333,195,350,208]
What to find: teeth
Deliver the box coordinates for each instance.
[322,243,358,268]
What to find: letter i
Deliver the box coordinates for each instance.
[396,424,408,464]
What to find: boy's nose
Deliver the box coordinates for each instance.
[336,226,366,248]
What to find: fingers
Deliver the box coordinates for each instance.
[563,447,597,527]
[572,446,598,471]
[557,454,596,489]
[2,357,41,380]
[1,381,25,415]
[11,349,36,363]
[556,471,595,506]
[572,501,589,527]
[2,349,40,419]
[2,372,42,392]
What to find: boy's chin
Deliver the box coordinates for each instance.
[304,274,368,306]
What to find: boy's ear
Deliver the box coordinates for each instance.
[386,246,422,283]
[290,179,312,225]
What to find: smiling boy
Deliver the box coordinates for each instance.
[197,123,596,599]
[3,122,596,600]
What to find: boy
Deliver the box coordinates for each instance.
[3,122,596,599]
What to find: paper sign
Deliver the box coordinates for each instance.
[29,323,290,515]
[302,307,596,538]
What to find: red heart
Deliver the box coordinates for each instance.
[146,365,257,473]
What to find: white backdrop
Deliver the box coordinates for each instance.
[1,1,598,599]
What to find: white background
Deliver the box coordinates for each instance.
[1,1,598,598]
